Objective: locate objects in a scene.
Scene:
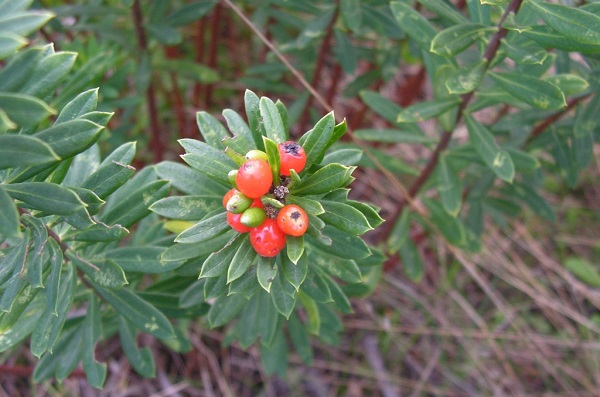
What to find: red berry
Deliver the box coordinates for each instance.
[278,141,306,176]
[227,211,251,233]
[236,159,273,198]
[277,204,308,236]
[250,218,286,257]
[223,188,237,208]
[251,198,264,209]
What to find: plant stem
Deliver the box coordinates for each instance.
[132,0,163,162]
[377,0,524,244]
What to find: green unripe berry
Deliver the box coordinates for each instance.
[245,149,269,162]
[228,170,238,187]
[226,192,253,214]
[240,207,267,228]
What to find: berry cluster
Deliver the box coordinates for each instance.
[223,141,309,257]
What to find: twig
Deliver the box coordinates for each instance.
[528,94,590,143]
[132,0,163,162]
[362,334,402,397]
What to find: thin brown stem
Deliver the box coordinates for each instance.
[528,95,590,143]
[377,0,524,244]
[299,1,339,131]
[132,0,163,162]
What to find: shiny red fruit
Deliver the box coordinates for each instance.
[278,141,306,176]
[236,159,273,198]
[227,211,251,233]
[223,188,237,208]
[277,204,308,236]
[249,219,286,257]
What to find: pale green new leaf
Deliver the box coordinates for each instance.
[489,72,566,110]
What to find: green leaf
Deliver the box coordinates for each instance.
[564,257,600,288]
[0,32,28,60]
[341,0,362,30]
[222,108,254,149]
[298,292,320,335]
[523,25,600,54]
[64,223,129,242]
[55,88,98,123]
[431,23,496,57]
[300,271,332,303]
[291,163,354,196]
[33,119,104,159]
[162,230,236,262]
[310,251,362,284]
[22,51,77,98]
[319,200,373,235]
[165,1,216,26]
[259,327,288,377]
[465,114,515,183]
[263,136,281,186]
[0,294,44,352]
[285,195,324,216]
[91,280,174,339]
[244,89,266,151]
[288,312,313,364]
[228,265,260,299]
[0,185,19,237]
[298,112,335,171]
[45,239,62,315]
[207,294,246,327]
[105,247,180,274]
[353,128,436,144]
[150,195,221,220]
[446,59,486,94]
[155,160,226,196]
[502,39,547,65]
[528,1,600,46]
[286,235,304,265]
[419,0,468,24]
[175,211,229,244]
[118,318,156,378]
[423,198,468,248]
[437,153,462,217]
[257,256,277,293]
[310,225,371,260]
[282,252,308,291]
[260,96,287,144]
[227,236,257,283]
[180,141,235,186]
[199,235,242,278]
[99,180,169,228]
[489,71,566,110]
[30,263,76,357]
[321,273,353,314]
[82,295,106,389]
[0,10,54,36]
[69,252,127,289]
[359,90,403,125]
[387,208,411,255]
[399,238,424,282]
[196,111,230,150]
[506,148,539,172]
[347,201,384,229]
[397,98,461,123]
[390,1,436,50]
[4,182,85,215]
[32,325,80,383]
[271,269,296,319]
[544,74,589,97]
[0,135,60,170]
[0,93,55,126]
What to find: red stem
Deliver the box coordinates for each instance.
[132,0,163,162]
[205,4,222,109]
[193,17,208,109]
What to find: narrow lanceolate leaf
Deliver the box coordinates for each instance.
[446,59,486,95]
[291,164,354,196]
[90,280,175,339]
[501,39,548,65]
[0,135,60,170]
[523,26,600,54]
[105,247,179,274]
[200,235,243,278]
[263,136,281,186]
[257,257,277,293]
[227,237,257,283]
[465,114,515,183]
[55,88,99,123]
[319,200,374,235]
[390,1,436,50]
[489,72,566,110]
[298,112,335,171]
[260,97,287,144]
[4,182,86,215]
[387,208,410,255]
[118,318,156,378]
[150,195,221,220]
[430,23,497,57]
[244,89,266,150]
[196,111,230,150]
[271,271,296,319]
[69,252,128,289]
[399,238,424,282]
[180,148,234,186]
[437,153,462,217]
[285,195,324,216]
[64,223,129,242]
[0,185,20,237]
[544,74,589,97]
[0,32,28,60]
[0,93,55,126]
[175,211,229,244]
[45,239,62,315]
[396,98,461,123]
[222,109,254,149]
[286,235,304,265]
[528,1,600,46]
[0,11,55,36]
[33,119,104,159]
[82,295,107,389]
[100,180,169,228]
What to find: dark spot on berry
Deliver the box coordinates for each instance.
[283,141,302,157]
[290,210,302,221]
